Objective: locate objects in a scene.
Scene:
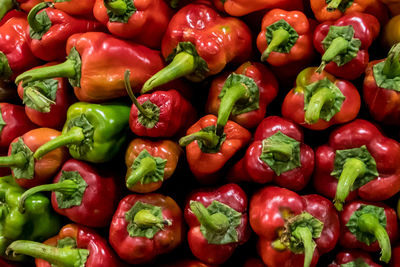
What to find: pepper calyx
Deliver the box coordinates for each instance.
[340,258,370,267]
[0,107,5,136]
[104,0,137,23]
[10,138,34,180]
[28,2,53,40]
[197,125,226,154]
[137,101,160,128]
[264,19,299,57]
[66,47,82,88]
[22,79,58,113]
[325,0,354,12]
[55,171,88,209]
[373,43,400,91]
[66,114,94,158]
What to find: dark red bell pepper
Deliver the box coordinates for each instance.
[313,12,380,80]
[328,249,382,267]
[141,1,252,93]
[6,223,124,267]
[18,159,118,227]
[391,245,400,267]
[313,119,400,211]
[205,61,278,130]
[250,186,340,267]
[214,0,304,16]
[184,183,251,265]
[161,259,216,267]
[244,258,266,267]
[228,116,314,191]
[109,193,183,264]
[282,67,360,130]
[339,201,398,264]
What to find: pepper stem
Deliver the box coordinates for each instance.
[24,87,55,113]
[326,0,342,11]
[104,0,127,15]
[261,28,290,61]
[133,209,168,228]
[334,158,366,211]
[6,240,89,267]
[126,156,157,188]
[382,43,400,79]
[27,2,54,34]
[179,130,219,148]
[0,52,12,79]
[34,126,85,159]
[190,201,229,233]
[317,37,349,73]
[124,70,152,118]
[0,0,14,22]
[291,226,315,267]
[263,141,293,161]
[304,87,336,124]
[216,83,248,135]
[141,52,196,93]
[0,152,27,168]
[358,213,391,263]
[170,0,180,8]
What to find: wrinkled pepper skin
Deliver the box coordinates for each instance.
[184,183,251,265]
[215,0,304,16]
[328,249,382,267]
[313,13,380,80]
[93,0,173,48]
[206,62,278,129]
[125,138,182,193]
[109,193,183,264]
[49,0,96,17]
[282,67,360,130]
[250,186,340,267]
[313,119,400,211]
[228,116,314,191]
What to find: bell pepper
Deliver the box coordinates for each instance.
[379,0,400,15]
[0,175,60,262]
[313,119,400,211]
[18,159,118,227]
[205,61,278,130]
[161,259,216,267]
[125,138,182,193]
[17,62,75,129]
[0,0,42,20]
[382,15,400,51]
[0,258,23,267]
[184,183,251,265]
[391,245,400,267]
[179,114,251,184]
[250,186,340,267]
[124,70,196,138]
[215,0,304,16]
[141,2,252,93]
[15,32,168,102]
[328,249,382,267]
[244,258,266,267]
[93,0,172,48]
[49,0,96,17]
[33,102,130,163]
[6,223,124,267]
[26,2,104,62]
[313,13,380,80]
[339,201,398,263]
[109,193,183,264]
[228,116,314,191]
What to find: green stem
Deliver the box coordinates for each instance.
[216,83,247,135]
[334,158,366,211]
[126,156,157,188]
[261,28,290,61]
[133,209,168,228]
[0,52,12,79]
[124,70,152,118]
[33,126,84,160]
[24,87,55,113]
[104,0,127,15]
[317,37,349,73]
[304,87,336,124]
[170,0,180,8]
[382,43,400,79]
[0,152,27,168]
[291,226,315,267]
[0,0,14,22]
[179,130,219,148]
[6,240,89,267]
[190,201,229,233]
[263,141,293,161]
[27,2,53,33]
[141,52,196,93]
[326,0,342,11]
[358,213,391,263]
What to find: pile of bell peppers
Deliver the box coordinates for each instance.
[1,0,400,266]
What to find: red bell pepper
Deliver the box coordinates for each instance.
[328,249,382,267]
[6,223,124,267]
[125,138,183,193]
[363,43,400,125]
[18,159,118,227]
[215,0,304,16]
[339,201,398,263]
[141,1,252,93]
[109,193,183,264]
[250,186,340,267]
[179,114,251,184]
[313,13,380,80]
[161,259,216,267]
[184,183,251,265]
[205,61,278,130]
[93,0,172,48]
[49,0,96,17]
[282,67,360,130]
[228,116,314,191]
[17,62,75,129]
[0,0,42,19]
[313,119,400,211]
[391,245,400,267]
[0,128,69,188]
[244,258,266,267]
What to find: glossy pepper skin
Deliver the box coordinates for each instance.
[228,116,314,191]
[215,0,304,16]
[339,201,398,263]
[206,62,278,130]
[179,114,251,184]
[250,186,340,267]
[93,0,172,48]
[7,223,123,267]
[313,13,380,80]
[0,175,60,262]
[141,1,252,93]
[328,249,382,267]
[0,0,42,20]
[184,183,251,265]
[109,193,183,264]
[33,102,130,163]
[282,67,360,130]
[17,62,75,129]
[125,138,182,193]
[313,119,400,211]
[49,0,96,17]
